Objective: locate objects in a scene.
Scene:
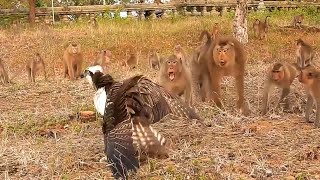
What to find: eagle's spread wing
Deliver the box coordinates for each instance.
[126,76,201,123]
[106,119,138,179]
[106,117,168,179]
[103,75,169,179]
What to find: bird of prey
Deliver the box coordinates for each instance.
[81,65,201,179]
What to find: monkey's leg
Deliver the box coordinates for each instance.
[67,62,75,80]
[261,83,272,115]
[31,69,36,83]
[0,75,4,84]
[26,67,32,82]
[235,75,249,115]
[314,100,320,127]
[211,77,222,108]
[277,87,290,110]
[76,61,82,78]
[305,95,314,123]
[4,71,9,83]
[63,63,68,78]
[315,102,320,127]
[184,84,193,107]
[43,66,48,81]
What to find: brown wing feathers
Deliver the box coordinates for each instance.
[99,74,200,179]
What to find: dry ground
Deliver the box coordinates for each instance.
[1,14,320,180]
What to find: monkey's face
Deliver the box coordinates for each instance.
[81,65,104,88]
[298,70,315,86]
[271,70,284,82]
[166,59,181,81]
[174,45,181,52]
[70,44,80,54]
[213,43,235,67]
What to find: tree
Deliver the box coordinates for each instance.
[29,0,36,24]
[233,0,248,44]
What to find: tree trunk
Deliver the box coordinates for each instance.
[29,0,36,24]
[233,0,248,44]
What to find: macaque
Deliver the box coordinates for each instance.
[191,30,213,102]
[26,53,47,83]
[173,45,189,66]
[159,55,193,106]
[296,38,314,69]
[292,14,304,29]
[261,62,299,115]
[298,66,320,127]
[125,52,139,70]
[94,49,112,73]
[253,16,270,40]
[63,43,83,80]
[211,23,220,40]
[148,50,161,70]
[0,58,9,84]
[205,36,249,115]
[88,17,98,28]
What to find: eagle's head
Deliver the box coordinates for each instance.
[81,65,104,89]
[81,65,114,90]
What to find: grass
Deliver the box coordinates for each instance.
[1,8,320,179]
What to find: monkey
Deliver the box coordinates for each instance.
[159,55,193,107]
[203,36,249,115]
[261,62,299,115]
[191,30,214,102]
[298,65,320,127]
[63,43,83,81]
[93,49,112,73]
[173,45,189,66]
[148,50,161,70]
[155,0,163,5]
[125,52,139,70]
[296,38,314,69]
[0,58,9,84]
[253,16,270,40]
[211,23,220,41]
[292,14,304,29]
[25,53,47,83]
[88,17,98,28]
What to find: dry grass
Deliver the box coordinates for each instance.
[1,12,320,180]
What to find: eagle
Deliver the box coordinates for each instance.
[81,65,201,179]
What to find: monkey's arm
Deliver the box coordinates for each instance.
[315,101,320,127]
[261,81,272,115]
[305,94,314,123]
[276,87,290,110]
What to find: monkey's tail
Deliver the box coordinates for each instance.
[199,30,212,44]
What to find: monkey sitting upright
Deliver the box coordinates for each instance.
[298,65,320,127]
[159,55,193,107]
[253,16,270,40]
[63,43,83,80]
[26,53,47,83]
[93,49,112,73]
[125,52,139,70]
[261,62,299,115]
[148,50,161,70]
[292,14,304,29]
[296,38,314,69]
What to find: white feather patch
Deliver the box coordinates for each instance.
[94,87,107,116]
[87,65,103,74]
